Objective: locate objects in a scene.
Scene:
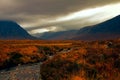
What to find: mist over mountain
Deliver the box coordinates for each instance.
[39,15,120,40]
[0,20,36,39]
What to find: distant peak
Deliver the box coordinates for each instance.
[0,20,14,22]
[116,15,120,17]
[0,20,36,40]
[113,15,120,19]
[0,20,17,24]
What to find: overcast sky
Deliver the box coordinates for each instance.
[0,0,120,36]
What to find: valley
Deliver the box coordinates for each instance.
[0,0,120,80]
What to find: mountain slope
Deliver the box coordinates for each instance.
[39,15,120,40]
[74,15,120,40]
[0,20,36,39]
[39,30,77,40]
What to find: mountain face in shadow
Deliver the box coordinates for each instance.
[0,20,35,39]
[74,15,120,40]
[39,15,120,40]
[78,15,120,34]
[40,30,77,40]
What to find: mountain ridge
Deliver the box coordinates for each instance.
[39,15,120,40]
[73,15,120,40]
[0,20,36,40]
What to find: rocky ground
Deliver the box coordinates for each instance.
[0,48,73,80]
[0,63,42,80]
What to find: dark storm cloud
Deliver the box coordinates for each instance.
[0,0,120,35]
[1,0,120,15]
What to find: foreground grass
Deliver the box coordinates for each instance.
[0,40,72,70]
[0,39,120,80]
[41,39,120,80]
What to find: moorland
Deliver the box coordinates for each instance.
[0,39,120,80]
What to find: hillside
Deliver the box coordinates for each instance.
[74,15,120,40]
[40,30,77,40]
[39,15,120,40]
[0,20,36,39]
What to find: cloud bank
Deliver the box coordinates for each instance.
[0,0,120,36]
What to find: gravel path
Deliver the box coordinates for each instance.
[0,49,73,80]
[0,63,42,80]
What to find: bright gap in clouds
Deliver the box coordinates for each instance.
[55,3,120,22]
[30,26,57,34]
[29,3,120,35]
[30,29,49,34]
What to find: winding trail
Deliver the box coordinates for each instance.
[0,48,73,80]
[0,63,42,80]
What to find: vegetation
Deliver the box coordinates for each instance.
[40,39,120,80]
[0,40,72,70]
[0,39,120,80]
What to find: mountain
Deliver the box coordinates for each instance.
[0,20,36,39]
[74,15,120,40]
[39,15,120,40]
[39,30,77,40]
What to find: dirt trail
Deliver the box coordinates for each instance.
[0,63,42,80]
[0,48,73,80]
